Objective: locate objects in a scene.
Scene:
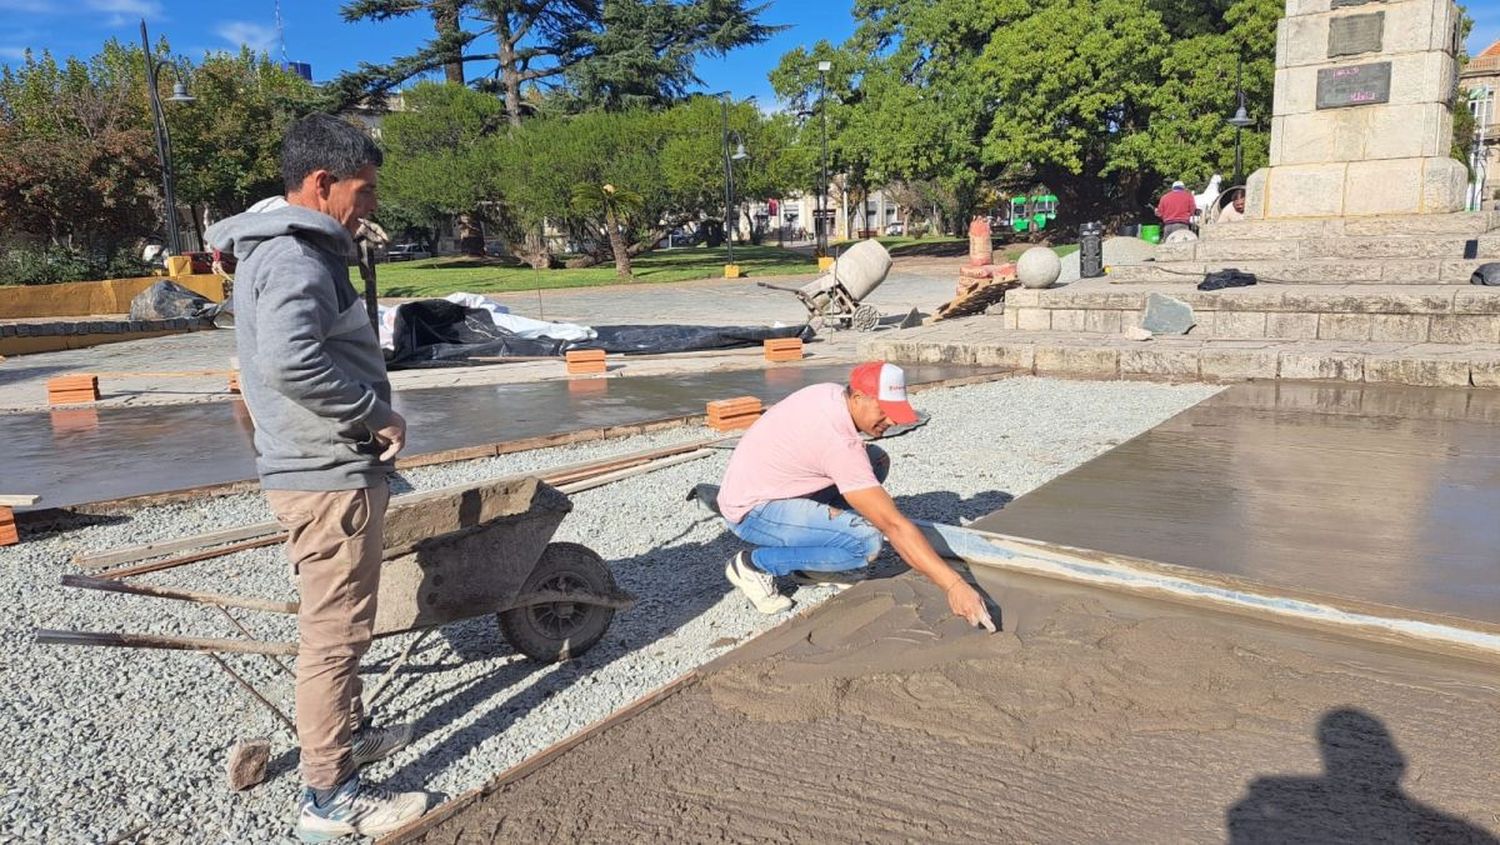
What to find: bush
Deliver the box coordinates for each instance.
[0,245,154,286]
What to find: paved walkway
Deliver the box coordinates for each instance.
[0,261,962,412]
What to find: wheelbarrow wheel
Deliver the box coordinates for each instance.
[852,304,880,331]
[498,542,617,663]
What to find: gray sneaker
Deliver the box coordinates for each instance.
[351,722,413,768]
[725,550,793,614]
[294,775,427,842]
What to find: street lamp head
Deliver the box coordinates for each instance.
[168,81,195,103]
[732,141,748,161]
[817,60,832,73]
[1228,105,1253,128]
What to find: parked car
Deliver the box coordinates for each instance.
[387,243,431,262]
[884,222,905,236]
[177,250,236,274]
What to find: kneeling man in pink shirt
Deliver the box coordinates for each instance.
[715,361,995,630]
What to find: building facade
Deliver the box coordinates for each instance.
[1462,40,1500,210]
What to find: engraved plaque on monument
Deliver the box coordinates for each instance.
[1330,0,1382,7]
[1315,62,1392,109]
[1328,12,1384,57]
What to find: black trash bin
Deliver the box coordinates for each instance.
[1080,221,1105,279]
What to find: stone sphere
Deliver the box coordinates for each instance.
[1016,246,1062,289]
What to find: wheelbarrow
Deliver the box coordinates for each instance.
[35,475,634,772]
[758,239,893,331]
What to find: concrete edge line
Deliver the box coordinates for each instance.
[917,521,1500,659]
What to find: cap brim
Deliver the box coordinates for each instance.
[880,399,919,425]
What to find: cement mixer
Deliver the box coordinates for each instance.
[758,239,891,331]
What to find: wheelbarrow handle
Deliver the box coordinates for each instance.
[755,281,805,293]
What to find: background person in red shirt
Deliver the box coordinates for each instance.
[1155,180,1197,237]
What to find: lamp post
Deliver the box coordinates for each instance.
[816,60,832,255]
[719,93,749,266]
[140,19,194,257]
[1228,53,1254,185]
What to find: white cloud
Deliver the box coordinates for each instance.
[84,0,162,13]
[0,0,58,11]
[0,46,30,59]
[214,20,279,54]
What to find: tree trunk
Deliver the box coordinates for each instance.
[603,207,632,279]
[434,0,465,85]
[495,12,523,127]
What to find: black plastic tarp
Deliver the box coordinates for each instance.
[128,280,225,321]
[386,299,813,369]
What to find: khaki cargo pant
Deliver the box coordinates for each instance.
[266,481,389,790]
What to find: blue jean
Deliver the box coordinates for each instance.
[725,446,889,576]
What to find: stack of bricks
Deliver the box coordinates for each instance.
[46,373,100,405]
[0,508,16,546]
[763,338,804,362]
[706,396,763,432]
[565,349,607,376]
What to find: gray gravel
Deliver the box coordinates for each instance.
[0,376,1219,843]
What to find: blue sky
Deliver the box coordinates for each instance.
[0,0,855,106]
[0,0,1494,106]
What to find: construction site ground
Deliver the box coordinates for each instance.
[0,376,1219,841]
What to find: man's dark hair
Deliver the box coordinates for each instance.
[280,114,383,192]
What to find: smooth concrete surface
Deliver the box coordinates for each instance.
[8,363,996,510]
[972,381,1500,627]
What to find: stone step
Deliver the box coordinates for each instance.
[1195,212,1500,241]
[859,322,1500,389]
[1106,258,1489,285]
[1156,234,1500,263]
[1004,281,1500,342]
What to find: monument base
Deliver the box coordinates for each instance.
[1245,156,1468,219]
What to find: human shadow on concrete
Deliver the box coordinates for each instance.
[377,517,740,792]
[1226,708,1499,845]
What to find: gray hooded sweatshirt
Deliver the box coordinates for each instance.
[205,205,393,491]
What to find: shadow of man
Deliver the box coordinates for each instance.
[1227,708,1499,844]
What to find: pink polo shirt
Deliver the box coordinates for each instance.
[718,383,880,523]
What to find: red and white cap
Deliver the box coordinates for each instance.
[849,361,918,425]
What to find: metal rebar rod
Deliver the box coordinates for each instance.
[364,628,435,711]
[216,606,295,678]
[207,653,297,737]
[62,574,296,614]
[35,629,298,656]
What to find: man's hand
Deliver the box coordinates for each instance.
[946,580,997,632]
[374,410,407,461]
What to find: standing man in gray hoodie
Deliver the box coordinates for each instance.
[205,114,426,840]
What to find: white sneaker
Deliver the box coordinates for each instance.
[725,550,792,615]
[351,722,413,768]
[294,775,428,842]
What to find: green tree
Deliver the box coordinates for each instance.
[771,0,1280,227]
[0,44,159,258]
[570,182,643,277]
[377,82,509,254]
[169,48,321,231]
[335,0,778,124]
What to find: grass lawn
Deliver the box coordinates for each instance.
[367,244,817,298]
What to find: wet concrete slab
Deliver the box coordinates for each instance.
[7,363,997,510]
[404,569,1500,843]
[971,381,1500,628]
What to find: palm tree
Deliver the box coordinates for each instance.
[570,182,643,279]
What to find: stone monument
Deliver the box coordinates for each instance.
[1244,0,1469,218]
